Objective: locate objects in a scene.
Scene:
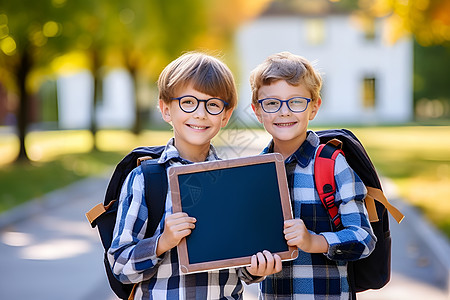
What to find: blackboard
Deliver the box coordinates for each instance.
[168,153,298,274]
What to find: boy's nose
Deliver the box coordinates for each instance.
[193,102,208,118]
[279,102,291,115]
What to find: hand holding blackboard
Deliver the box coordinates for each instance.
[169,153,298,274]
[155,212,197,257]
[246,250,283,276]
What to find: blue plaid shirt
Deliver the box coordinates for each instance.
[259,131,376,300]
[108,138,261,300]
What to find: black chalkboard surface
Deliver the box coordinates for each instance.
[169,153,297,274]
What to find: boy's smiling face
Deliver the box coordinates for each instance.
[159,83,232,160]
[253,80,321,154]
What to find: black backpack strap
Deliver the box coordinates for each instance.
[141,159,168,237]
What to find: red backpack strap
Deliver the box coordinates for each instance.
[314,139,344,231]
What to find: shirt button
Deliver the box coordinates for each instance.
[336,250,342,254]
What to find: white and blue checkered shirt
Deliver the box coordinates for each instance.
[108,138,261,299]
[259,131,376,300]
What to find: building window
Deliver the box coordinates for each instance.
[306,18,325,45]
[362,77,376,108]
[362,18,376,41]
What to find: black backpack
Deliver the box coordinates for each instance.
[86,146,167,299]
[315,129,404,293]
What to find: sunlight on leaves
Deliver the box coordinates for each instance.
[26,130,93,162]
[51,51,91,75]
[0,36,16,56]
[43,21,62,38]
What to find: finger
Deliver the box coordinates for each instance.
[274,254,282,273]
[168,212,197,222]
[285,218,304,226]
[284,231,302,241]
[284,219,300,227]
[171,222,196,233]
[284,222,300,234]
[246,254,257,274]
[263,250,274,264]
[284,223,306,237]
[286,237,301,247]
[169,212,189,219]
[284,226,297,235]
[173,216,197,224]
[251,254,257,267]
[262,250,274,273]
[256,252,266,272]
[167,215,197,226]
[177,228,193,238]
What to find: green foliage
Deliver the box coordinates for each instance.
[39,80,58,124]
[414,41,450,101]
[413,41,450,120]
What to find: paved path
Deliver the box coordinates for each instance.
[0,176,116,300]
[1,149,449,299]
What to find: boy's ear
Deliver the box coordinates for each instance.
[220,108,233,128]
[309,97,322,120]
[251,103,263,123]
[159,99,172,123]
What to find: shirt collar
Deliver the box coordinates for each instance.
[262,131,319,168]
[158,137,220,165]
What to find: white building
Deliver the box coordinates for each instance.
[57,69,135,130]
[235,5,413,125]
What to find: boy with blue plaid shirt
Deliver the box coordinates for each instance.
[250,52,376,299]
[108,52,282,300]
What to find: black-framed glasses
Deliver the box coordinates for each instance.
[257,97,311,113]
[171,95,229,115]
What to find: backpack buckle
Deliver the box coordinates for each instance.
[332,215,343,230]
[324,194,335,208]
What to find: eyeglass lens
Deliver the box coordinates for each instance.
[179,96,226,115]
[261,97,309,113]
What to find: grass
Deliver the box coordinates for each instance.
[0,129,174,213]
[0,150,124,212]
[0,127,449,238]
[348,126,450,237]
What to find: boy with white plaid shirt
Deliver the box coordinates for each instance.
[108,52,282,300]
[250,52,376,299]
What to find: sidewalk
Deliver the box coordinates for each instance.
[0,161,449,299]
[0,175,116,300]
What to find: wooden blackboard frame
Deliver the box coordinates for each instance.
[169,153,298,274]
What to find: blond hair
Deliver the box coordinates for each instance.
[158,52,237,111]
[249,51,322,105]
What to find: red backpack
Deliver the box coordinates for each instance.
[315,129,404,292]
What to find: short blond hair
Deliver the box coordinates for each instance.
[249,51,322,105]
[158,52,237,111]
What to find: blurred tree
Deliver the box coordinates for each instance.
[356,0,450,47]
[0,0,276,164]
[105,0,209,133]
[199,0,273,54]
[102,0,272,133]
[63,0,116,149]
[0,0,74,161]
[413,41,450,120]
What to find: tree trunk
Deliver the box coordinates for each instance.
[91,50,101,151]
[129,65,141,134]
[15,49,32,162]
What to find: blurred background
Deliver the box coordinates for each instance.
[0,0,449,298]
